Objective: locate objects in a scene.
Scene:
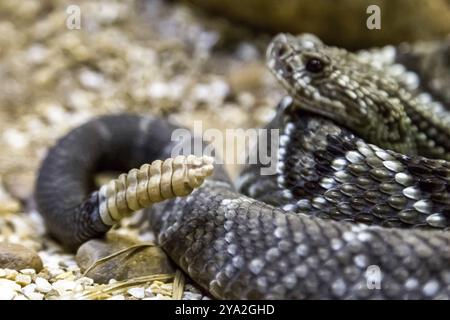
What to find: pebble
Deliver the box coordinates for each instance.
[0,288,16,300]
[27,292,44,300]
[2,172,35,202]
[0,243,43,271]
[0,278,20,299]
[15,274,32,286]
[20,269,36,276]
[35,277,52,293]
[21,283,37,299]
[79,69,105,90]
[76,277,94,287]
[128,287,145,299]
[76,234,175,284]
[52,279,76,296]
[2,128,29,149]
[54,271,76,281]
[0,278,21,291]
[3,269,18,280]
[47,268,65,278]
[74,283,84,293]
[160,283,173,291]
[144,287,155,297]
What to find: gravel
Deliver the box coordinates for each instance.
[35,277,53,293]
[127,287,145,299]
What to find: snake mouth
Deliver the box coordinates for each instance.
[285,93,343,122]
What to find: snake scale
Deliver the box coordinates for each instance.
[35,34,450,299]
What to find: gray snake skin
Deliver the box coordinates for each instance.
[35,34,450,299]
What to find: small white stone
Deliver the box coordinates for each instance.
[35,277,52,293]
[0,288,16,300]
[4,269,18,280]
[75,277,94,287]
[2,128,29,149]
[74,284,84,292]
[0,269,6,277]
[67,265,81,273]
[79,69,104,90]
[147,81,171,99]
[160,283,173,291]
[0,279,21,291]
[127,287,145,299]
[19,269,36,276]
[13,294,28,300]
[52,279,76,295]
[26,44,49,64]
[15,274,32,286]
[22,283,37,298]
[144,287,155,297]
[48,268,64,278]
[27,292,44,300]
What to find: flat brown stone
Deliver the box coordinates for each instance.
[76,233,176,284]
[0,242,43,271]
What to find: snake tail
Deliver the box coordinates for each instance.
[98,155,214,226]
[35,114,216,250]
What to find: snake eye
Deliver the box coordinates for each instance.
[305,58,324,73]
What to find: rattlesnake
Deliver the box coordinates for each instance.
[35,34,450,299]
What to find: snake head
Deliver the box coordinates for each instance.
[267,33,416,154]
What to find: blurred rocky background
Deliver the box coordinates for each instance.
[183,0,450,49]
[0,0,448,300]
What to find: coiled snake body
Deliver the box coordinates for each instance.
[36,34,450,299]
